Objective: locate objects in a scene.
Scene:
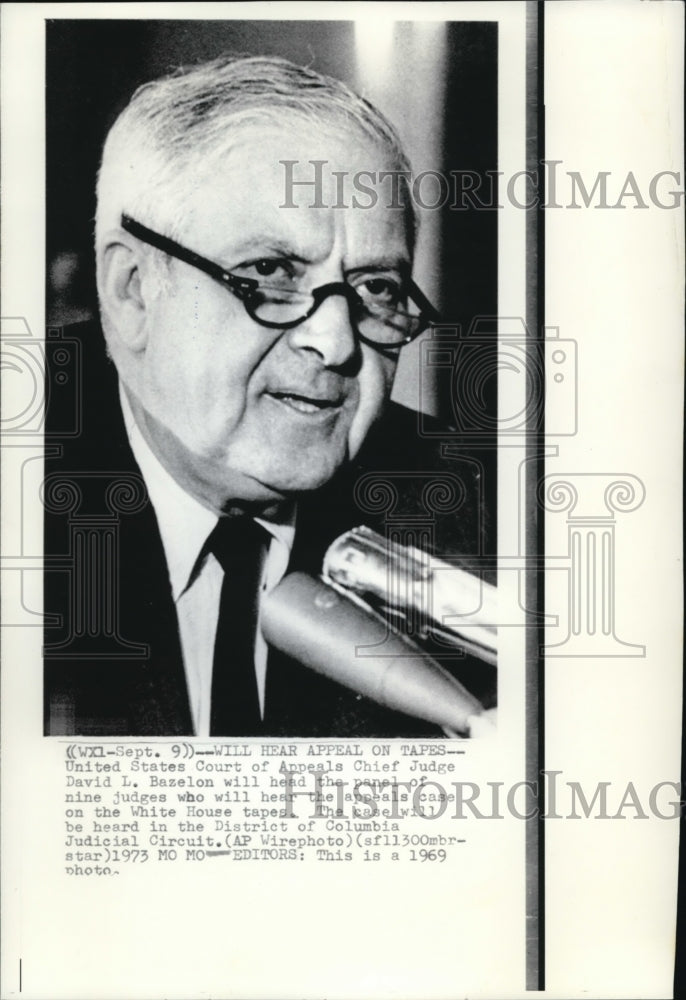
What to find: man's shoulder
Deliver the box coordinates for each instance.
[297,400,493,574]
[355,402,492,557]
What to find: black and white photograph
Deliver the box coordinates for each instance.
[1,3,683,999]
[42,17,501,740]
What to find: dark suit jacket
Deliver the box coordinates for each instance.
[44,322,496,736]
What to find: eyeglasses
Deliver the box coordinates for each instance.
[121,214,440,348]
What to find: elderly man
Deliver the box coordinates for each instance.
[44,55,493,737]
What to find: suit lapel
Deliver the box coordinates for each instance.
[44,322,192,735]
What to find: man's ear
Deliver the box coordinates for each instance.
[97,232,151,352]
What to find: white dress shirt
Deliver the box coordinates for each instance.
[120,387,295,737]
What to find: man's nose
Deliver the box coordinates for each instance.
[285,292,358,369]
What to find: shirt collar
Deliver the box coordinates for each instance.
[119,385,295,600]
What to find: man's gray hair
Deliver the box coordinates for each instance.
[95,53,414,249]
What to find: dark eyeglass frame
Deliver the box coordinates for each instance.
[121,214,440,348]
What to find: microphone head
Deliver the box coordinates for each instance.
[323,526,497,662]
[262,572,484,735]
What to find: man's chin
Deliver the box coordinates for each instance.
[252,464,344,499]
[213,458,346,513]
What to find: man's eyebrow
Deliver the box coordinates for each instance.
[218,236,310,262]
[215,239,411,274]
[345,259,412,277]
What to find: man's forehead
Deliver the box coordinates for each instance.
[186,126,411,264]
[223,118,390,170]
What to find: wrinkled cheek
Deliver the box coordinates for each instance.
[145,361,210,449]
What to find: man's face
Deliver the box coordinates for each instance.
[130,124,411,513]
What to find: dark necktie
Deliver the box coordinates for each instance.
[207,516,266,736]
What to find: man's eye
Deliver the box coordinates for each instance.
[357,277,404,307]
[254,260,284,278]
[244,259,295,283]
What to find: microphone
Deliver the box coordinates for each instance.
[323,526,497,665]
[261,571,489,736]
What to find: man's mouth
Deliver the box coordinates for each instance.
[267,391,345,415]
